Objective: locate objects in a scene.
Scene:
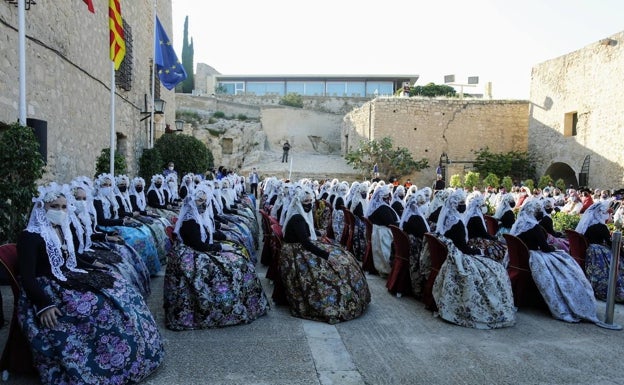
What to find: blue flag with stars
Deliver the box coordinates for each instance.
[155,15,187,90]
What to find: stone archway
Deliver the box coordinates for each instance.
[544,162,578,188]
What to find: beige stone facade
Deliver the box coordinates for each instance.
[529,30,624,190]
[0,1,177,182]
[343,97,529,187]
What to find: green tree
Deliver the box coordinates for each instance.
[154,134,213,176]
[472,147,536,181]
[0,122,45,243]
[138,147,163,182]
[523,179,535,191]
[555,178,566,190]
[502,176,513,192]
[538,174,553,189]
[464,171,480,190]
[483,173,500,189]
[344,137,428,180]
[180,16,194,93]
[449,174,462,188]
[95,148,127,177]
[409,83,457,97]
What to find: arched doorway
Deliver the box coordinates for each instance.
[544,162,578,188]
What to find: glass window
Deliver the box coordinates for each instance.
[286,82,305,95]
[247,82,285,96]
[366,82,394,96]
[303,82,325,96]
[327,82,347,96]
[346,82,365,97]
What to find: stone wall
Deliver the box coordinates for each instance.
[343,97,529,187]
[0,1,177,183]
[529,30,624,189]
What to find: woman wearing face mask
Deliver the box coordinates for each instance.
[493,193,517,240]
[576,201,624,302]
[399,191,430,297]
[146,174,178,222]
[511,200,601,324]
[93,174,162,276]
[465,192,507,263]
[67,180,151,297]
[366,185,400,276]
[279,187,370,324]
[165,185,269,330]
[179,173,195,200]
[431,189,516,329]
[17,183,164,384]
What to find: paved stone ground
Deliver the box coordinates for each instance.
[2,223,624,384]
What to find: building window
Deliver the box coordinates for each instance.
[222,138,233,154]
[217,82,244,95]
[115,20,133,91]
[564,112,578,136]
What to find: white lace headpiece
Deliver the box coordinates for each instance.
[129,176,147,211]
[94,173,118,219]
[436,189,467,238]
[510,199,542,236]
[283,187,317,241]
[575,201,611,235]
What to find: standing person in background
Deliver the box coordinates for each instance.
[249,167,260,198]
[433,174,445,191]
[163,161,177,178]
[282,141,291,163]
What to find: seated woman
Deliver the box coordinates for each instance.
[510,200,601,324]
[399,191,429,298]
[93,173,162,276]
[17,183,163,385]
[331,181,350,243]
[427,189,450,232]
[178,173,195,200]
[493,192,516,239]
[576,201,624,302]
[68,179,151,297]
[349,182,369,261]
[540,199,570,252]
[390,185,406,219]
[280,187,370,324]
[164,185,269,330]
[432,189,516,329]
[465,192,507,263]
[146,174,178,222]
[366,185,399,276]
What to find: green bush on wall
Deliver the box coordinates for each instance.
[552,211,581,232]
[0,122,45,243]
[154,134,213,177]
[95,148,127,178]
[138,147,163,182]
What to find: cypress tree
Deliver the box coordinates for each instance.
[181,16,194,93]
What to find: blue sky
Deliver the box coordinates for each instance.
[172,0,624,99]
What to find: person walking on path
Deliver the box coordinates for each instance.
[249,168,259,198]
[282,141,291,163]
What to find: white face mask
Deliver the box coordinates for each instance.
[100,187,112,196]
[74,200,86,214]
[168,166,174,171]
[481,206,488,214]
[46,209,67,225]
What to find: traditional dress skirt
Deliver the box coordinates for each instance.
[407,234,425,298]
[136,215,173,266]
[219,217,256,262]
[371,225,393,276]
[529,249,599,323]
[99,224,162,276]
[17,272,164,385]
[432,236,516,329]
[279,241,371,324]
[467,237,507,264]
[351,217,367,261]
[164,242,269,330]
[585,244,624,302]
[91,241,151,297]
[331,209,345,243]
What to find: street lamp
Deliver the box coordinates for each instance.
[175,119,185,132]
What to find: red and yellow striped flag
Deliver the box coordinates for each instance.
[109,0,125,70]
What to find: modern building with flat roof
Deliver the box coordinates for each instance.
[207,74,419,97]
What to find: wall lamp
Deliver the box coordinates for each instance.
[175,119,185,132]
[140,94,166,121]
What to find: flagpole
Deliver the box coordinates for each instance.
[150,0,157,149]
[110,61,116,176]
[18,0,26,125]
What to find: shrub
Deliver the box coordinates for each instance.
[464,171,480,190]
[175,109,201,125]
[538,174,553,189]
[95,148,127,177]
[449,174,462,188]
[138,148,163,181]
[502,176,513,192]
[213,111,226,119]
[555,178,566,190]
[154,134,213,176]
[522,179,535,191]
[0,122,45,243]
[552,211,581,232]
[483,173,500,189]
[279,93,304,108]
[237,114,248,121]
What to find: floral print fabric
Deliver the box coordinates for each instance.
[585,244,624,302]
[164,243,269,330]
[432,236,516,329]
[280,241,371,324]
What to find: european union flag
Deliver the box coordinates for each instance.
[155,16,187,90]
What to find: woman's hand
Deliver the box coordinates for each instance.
[39,306,62,328]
